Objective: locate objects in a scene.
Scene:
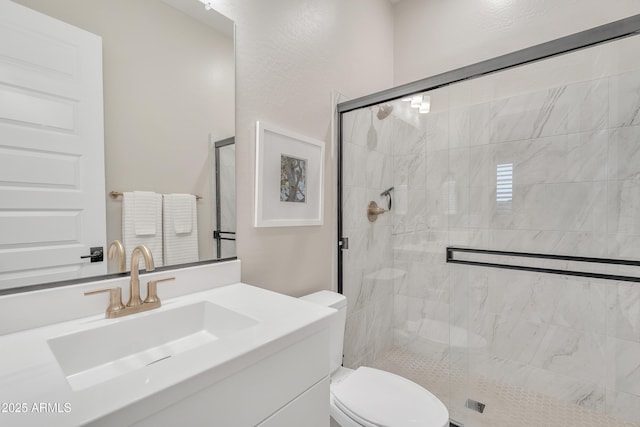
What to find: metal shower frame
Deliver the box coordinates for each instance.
[336,14,640,294]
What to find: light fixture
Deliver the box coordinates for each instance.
[410,95,422,108]
[419,95,431,114]
[198,0,214,10]
[401,97,412,102]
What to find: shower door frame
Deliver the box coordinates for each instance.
[336,14,640,294]
[213,136,236,259]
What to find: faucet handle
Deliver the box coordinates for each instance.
[85,287,126,317]
[144,277,176,305]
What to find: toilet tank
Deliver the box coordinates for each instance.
[299,291,346,374]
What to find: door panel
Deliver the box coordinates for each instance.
[0,1,106,289]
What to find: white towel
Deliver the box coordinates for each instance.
[133,191,158,235]
[122,191,163,270]
[163,194,198,265]
[172,194,193,234]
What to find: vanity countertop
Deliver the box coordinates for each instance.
[0,283,334,426]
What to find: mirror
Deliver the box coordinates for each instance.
[3,0,235,292]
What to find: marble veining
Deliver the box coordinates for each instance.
[607,282,640,343]
[449,103,492,148]
[610,69,640,128]
[608,180,640,235]
[607,337,640,397]
[342,33,640,425]
[393,153,426,188]
[492,79,608,144]
[424,111,450,152]
[609,125,640,181]
[531,326,606,385]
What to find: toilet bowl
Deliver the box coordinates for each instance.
[300,291,449,427]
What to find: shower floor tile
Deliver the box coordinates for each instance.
[369,346,639,427]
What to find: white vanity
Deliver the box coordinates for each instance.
[0,260,334,426]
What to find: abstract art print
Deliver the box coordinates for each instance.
[255,121,324,227]
[280,155,307,203]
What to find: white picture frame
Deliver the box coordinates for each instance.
[255,121,325,227]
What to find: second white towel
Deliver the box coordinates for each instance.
[163,194,199,265]
[122,191,163,270]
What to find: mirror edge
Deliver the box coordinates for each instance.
[0,257,239,297]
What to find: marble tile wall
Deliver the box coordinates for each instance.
[341,107,396,368]
[392,109,452,373]
[342,35,640,426]
[447,67,640,424]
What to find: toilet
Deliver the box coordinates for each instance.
[300,291,449,427]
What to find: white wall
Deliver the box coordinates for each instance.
[211,0,640,297]
[14,0,635,297]
[209,0,395,296]
[393,0,640,85]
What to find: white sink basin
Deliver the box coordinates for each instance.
[47,301,258,391]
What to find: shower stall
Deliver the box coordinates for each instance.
[338,16,640,427]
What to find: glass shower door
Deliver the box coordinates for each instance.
[339,105,396,370]
[446,29,640,427]
[339,19,640,427]
[339,91,456,414]
[214,137,236,258]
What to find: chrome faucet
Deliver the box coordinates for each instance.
[84,245,175,318]
[127,245,155,307]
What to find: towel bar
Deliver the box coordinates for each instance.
[110,191,202,200]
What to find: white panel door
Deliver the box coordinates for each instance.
[0,0,106,289]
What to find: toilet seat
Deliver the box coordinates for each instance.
[331,367,449,427]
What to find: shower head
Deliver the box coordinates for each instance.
[376,104,393,120]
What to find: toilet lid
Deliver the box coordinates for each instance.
[331,367,449,427]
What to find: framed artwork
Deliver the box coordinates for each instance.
[255,121,324,227]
